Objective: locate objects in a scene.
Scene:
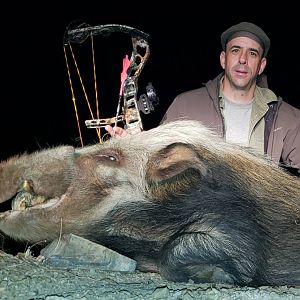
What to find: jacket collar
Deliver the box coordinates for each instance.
[205,72,278,104]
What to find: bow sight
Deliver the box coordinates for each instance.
[64,21,159,145]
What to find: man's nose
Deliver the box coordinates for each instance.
[239,51,247,64]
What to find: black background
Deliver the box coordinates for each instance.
[1,3,299,161]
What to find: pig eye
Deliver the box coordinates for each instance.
[108,155,117,161]
[96,150,121,162]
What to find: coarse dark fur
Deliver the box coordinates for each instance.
[0,120,299,286]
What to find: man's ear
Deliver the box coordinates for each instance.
[220,51,226,70]
[258,57,267,75]
[146,142,211,183]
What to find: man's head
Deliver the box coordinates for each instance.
[221,22,270,58]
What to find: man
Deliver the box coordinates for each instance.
[106,22,300,174]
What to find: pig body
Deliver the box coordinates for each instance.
[0,120,299,286]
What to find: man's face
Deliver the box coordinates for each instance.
[220,36,266,90]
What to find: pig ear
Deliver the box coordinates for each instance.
[146,142,212,182]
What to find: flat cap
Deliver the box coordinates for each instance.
[221,22,270,57]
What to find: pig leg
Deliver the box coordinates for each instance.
[158,230,263,286]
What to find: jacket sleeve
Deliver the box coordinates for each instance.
[281,121,300,174]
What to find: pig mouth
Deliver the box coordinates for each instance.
[0,180,59,216]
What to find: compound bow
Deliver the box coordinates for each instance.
[63,22,158,145]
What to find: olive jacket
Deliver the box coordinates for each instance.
[161,73,300,173]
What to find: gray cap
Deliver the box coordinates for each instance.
[221,22,270,57]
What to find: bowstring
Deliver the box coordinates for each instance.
[63,46,84,147]
[64,40,102,147]
[91,35,102,143]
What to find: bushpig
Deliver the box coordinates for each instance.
[0,120,299,286]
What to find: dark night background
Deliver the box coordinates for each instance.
[1,3,299,161]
